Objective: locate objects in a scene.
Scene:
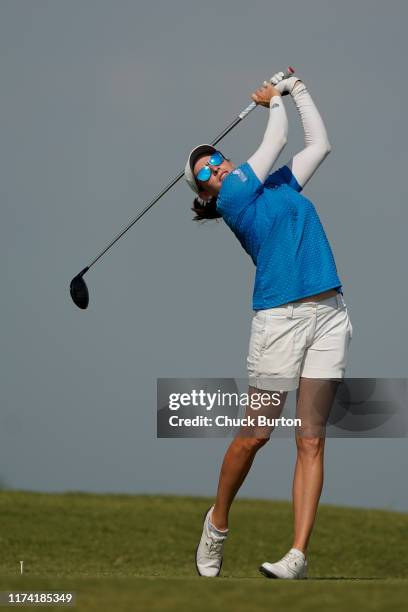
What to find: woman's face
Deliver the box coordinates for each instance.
[193,154,235,200]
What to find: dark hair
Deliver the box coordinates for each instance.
[191,196,222,222]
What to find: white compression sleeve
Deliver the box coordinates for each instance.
[287,82,331,189]
[247,96,288,183]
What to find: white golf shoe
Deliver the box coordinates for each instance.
[195,506,228,577]
[259,548,308,579]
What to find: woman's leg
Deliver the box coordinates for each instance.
[291,377,339,553]
[211,386,287,530]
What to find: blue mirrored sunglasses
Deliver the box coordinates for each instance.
[195,152,225,183]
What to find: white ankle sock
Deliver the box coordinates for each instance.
[289,548,305,560]
[208,518,228,538]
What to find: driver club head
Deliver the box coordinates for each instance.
[70,268,90,309]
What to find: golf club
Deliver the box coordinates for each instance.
[70,67,295,309]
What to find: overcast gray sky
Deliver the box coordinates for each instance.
[1,0,407,511]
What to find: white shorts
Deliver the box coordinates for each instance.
[247,292,353,391]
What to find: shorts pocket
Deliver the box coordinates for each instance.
[347,312,353,339]
[247,313,267,372]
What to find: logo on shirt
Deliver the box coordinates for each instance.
[232,168,248,182]
[271,103,280,109]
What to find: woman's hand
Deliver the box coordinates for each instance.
[251,82,281,108]
[272,75,303,96]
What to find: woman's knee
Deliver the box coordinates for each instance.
[236,435,270,453]
[296,435,325,457]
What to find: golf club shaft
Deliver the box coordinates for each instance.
[84,67,295,272]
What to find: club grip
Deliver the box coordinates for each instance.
[270,66,295,82]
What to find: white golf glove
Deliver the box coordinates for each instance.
[264,72,305,96]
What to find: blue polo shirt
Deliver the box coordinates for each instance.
[216,162,342,310]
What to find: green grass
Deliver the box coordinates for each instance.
[0,491,407,611]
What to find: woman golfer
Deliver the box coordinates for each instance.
[184,72,353,579]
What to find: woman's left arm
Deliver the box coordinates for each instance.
[247,84,289,183]
[284,80,332,189]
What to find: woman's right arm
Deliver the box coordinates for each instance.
[247,84,289,183]
[271,78,332,190]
